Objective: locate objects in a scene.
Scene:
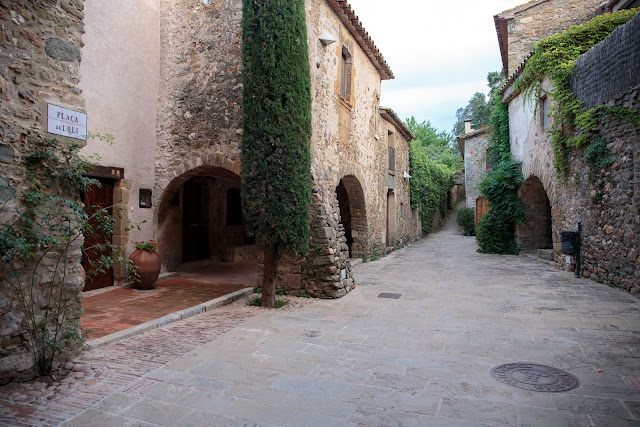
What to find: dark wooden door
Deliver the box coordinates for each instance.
[82,178,114,292]
[182,179,210,262]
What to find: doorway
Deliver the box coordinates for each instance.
[82,178,114,291]
[182,178,211,262]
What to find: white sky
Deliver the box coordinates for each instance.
[347,0,527,134]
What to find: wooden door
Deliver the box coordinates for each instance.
[182,179,210,262]
[476,197,490,224]
[82,179,114,292]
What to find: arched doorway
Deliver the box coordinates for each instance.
[517,175,553,250]
[157,166,253,271]
[335,175,369,258]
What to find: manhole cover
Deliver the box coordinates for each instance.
[490,363,579,392]
[377,293,402,299]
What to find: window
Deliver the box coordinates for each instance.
[339,46,352,102]
[540,95,549,131]
[387,130,396,172]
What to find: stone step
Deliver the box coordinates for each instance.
[537,249,554,261]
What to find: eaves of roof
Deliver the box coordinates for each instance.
[455,127,487,142]
[379,107,415,141]
[325,0,394,80]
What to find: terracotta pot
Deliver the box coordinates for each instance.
[129,249,161,290]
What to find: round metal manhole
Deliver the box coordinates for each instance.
[490,363,579,392]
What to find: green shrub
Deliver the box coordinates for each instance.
[476,210,519,254]
[276,287,288,296]
[456,208,476,236]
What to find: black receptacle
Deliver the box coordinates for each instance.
[560,231,578,255]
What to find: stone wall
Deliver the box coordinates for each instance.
[504,15,639,295]
[460,130,488,209]
[497,0,602,76]
[0,0,86,383]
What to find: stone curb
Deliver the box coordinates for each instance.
[86,287,253,350]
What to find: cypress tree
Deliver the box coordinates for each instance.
[241,0,312,307]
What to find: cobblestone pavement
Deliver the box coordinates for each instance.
[1,211,639,426]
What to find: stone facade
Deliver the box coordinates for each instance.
[502,14,640,294]
[494,0,603,77]
[457,129,488,210]
[0,0,86,384]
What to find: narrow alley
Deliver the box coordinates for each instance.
[2,209,639,426]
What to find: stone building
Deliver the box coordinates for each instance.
[456,121,488,213]
[498,5,639,293]
[77,0,418,299]
[0,0,87,384]
[494,0,604,77]
[1,0,418,383]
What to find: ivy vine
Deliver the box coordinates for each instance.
[513,8,639,176]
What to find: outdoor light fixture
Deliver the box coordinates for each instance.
[319,30,336,46]
[139,189,152,208]
[403,171,412,179]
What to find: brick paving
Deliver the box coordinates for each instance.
[82,261,257,339]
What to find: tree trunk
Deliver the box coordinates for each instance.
[261,247,278,307]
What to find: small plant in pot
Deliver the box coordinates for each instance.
[129,240,160,290]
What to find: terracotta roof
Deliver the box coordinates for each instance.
[379,107,415,141]
[494,0,551,76]
[325,0,394,80]
[455,127,487,141]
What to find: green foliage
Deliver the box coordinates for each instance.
[274,300,287,308]
[0,137,132,376]
[248,297,261,306]
[584,137,614,180]
[134,240,158,253]
[476,103,525,254]
[513,9,639,175]
[452,72,505,137]
[456,208,476,236]
[241,0,312,258]
[297,292,312,298]
[276,286,288,296]
[476,210,519,254]
[408,140,453,233]
[253,286,262,294]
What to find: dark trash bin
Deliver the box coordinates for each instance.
[560,231,578,255]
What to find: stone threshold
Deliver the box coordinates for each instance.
[85,287,253,350]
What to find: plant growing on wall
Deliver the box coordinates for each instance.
[0,136,133,376]
[513,8,639,175]
[241,0,312,307]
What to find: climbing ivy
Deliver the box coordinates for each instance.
[513,8,639,175]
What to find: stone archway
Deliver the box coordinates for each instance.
[335,175,369,258]
[517,175,553,250]
[156,165,252,271]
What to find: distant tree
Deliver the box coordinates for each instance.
[452,71,505,136]
[241,0,312,307]
[406,116,462,170]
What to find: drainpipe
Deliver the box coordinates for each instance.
[575,222,582,278]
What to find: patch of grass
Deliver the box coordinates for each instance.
[297,292,312,298]
[274,299,287,308]
[248,297,261,306]
[276,287,288,296]
[253,286,262,294]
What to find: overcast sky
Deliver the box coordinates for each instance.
[347,0,526,134]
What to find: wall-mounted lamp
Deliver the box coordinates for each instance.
[319,30,336,46]
[403,171,412,179]
[139,189,152,208]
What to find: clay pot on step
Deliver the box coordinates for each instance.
[129,249,161,290]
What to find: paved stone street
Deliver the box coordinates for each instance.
[2,211,640,426]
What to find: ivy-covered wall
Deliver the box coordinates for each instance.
[504,13,639,294]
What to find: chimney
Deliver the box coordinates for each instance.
[464,119,473,134]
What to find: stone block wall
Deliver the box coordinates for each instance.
[0,0,86,383]
[505,15,639,295]
[461,131,488,209]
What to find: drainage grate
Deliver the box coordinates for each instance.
[490,363,579,392]
[377,293,402,299]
